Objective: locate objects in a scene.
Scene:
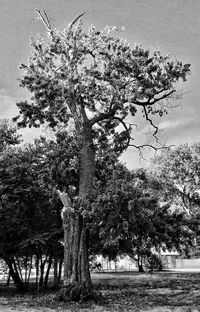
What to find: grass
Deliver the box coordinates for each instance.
[1,271,200,311]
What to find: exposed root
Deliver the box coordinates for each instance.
[55,282,102,302]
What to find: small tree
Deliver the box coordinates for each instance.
[14,9,190,300]
[153,143,200,216]
[0,119,21,153]
[0,141,62,291]
[153,143,200,258]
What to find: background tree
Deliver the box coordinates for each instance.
[14,9,190,300]
[0,140,63,291]
[91,167,196,272]
[153,143,200,216]
[0,119,21,153]
[152,143,200,257]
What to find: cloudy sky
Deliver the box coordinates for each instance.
[0,0,199,169]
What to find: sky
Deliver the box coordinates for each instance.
[0,0,200,169]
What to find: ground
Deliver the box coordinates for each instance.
[0,271,200,311]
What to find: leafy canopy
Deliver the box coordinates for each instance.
[15,14,190,152]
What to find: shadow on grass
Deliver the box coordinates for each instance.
[1,271,200,310]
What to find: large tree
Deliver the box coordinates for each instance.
[14,10,190,300]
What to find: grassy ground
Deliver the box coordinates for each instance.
[0,271,200,311]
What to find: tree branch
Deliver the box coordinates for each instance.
[57,190,74,219]
[128,143,174,164]
[134,89,176,107]
[143,106,159,140]
[113,116,131,148]
[69,12,86,30]
[149,89,176,105]
[35,9,52,32]
[129,143,172,152]
[90,106,118,126]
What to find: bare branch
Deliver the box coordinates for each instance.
[150,89,176,105]
[43,10,51,29]
[134,89,176,107]
[129,143,172,152]
[143,106,159,140]
[69,12,86,30]
[35,9,52,32]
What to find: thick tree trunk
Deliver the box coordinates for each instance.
[58,122,95,301]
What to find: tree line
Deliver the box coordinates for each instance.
[1,120,200,294]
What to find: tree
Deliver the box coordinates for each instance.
[89,164,134,261]
[90,167,196,272]
[0,141,63,291]
[0,119,21,153]
[14,9,190,300]
[152,143,200,258]
[153,143,200,216]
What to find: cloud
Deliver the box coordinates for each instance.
[158,120,181,130]
[158,118,193,130]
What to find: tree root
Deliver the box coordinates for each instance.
[55,282,102,302]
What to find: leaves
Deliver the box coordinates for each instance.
[15,20,190,154]
[0,119,21,152]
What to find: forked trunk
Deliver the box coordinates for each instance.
[5,258,25,292]
[59,123,95,301]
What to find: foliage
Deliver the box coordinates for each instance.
[89,167,195,269]
[152,144,200,257]
[12,11,190,297]
[14,17,190,153]
[0,119,21,153]
[145,253,162,271]
[0,138,64,290]
[153,143,200,215]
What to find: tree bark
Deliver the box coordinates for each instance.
[137,256,145,273]
[58,122,95,301]
[53,256,58,287]
[39,255,47,289]
[5,258,25,291]
[35,253,39,290]
[58,258,63,285]
[27,254,33,284]
[44,254,53,289]
[6,269,11,286]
